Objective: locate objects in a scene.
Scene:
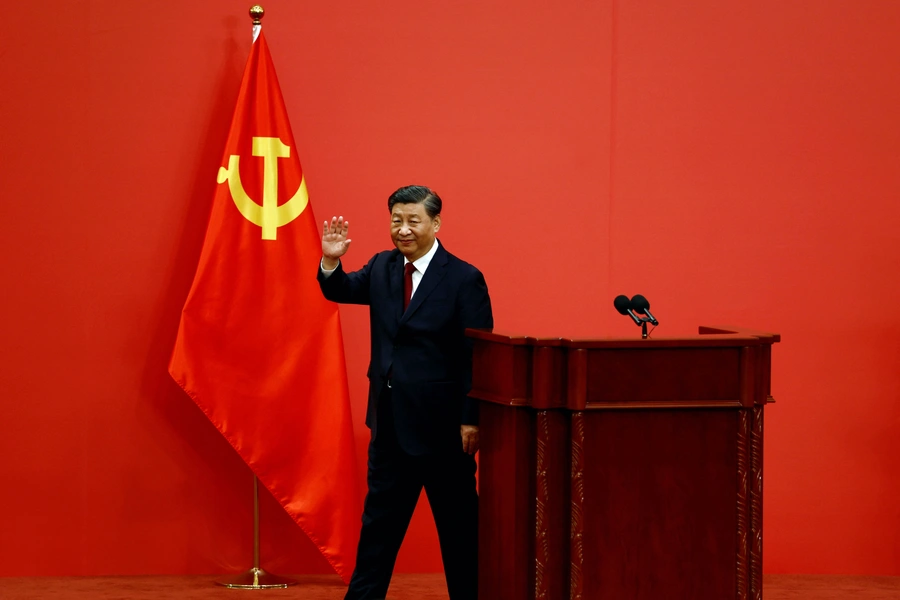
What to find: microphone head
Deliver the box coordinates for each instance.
[613,295,632,315]
[630,294,650,314]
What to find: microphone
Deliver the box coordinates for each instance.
[614,295,642,325]
[630,294,659,326]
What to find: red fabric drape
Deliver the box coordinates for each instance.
[169,31,359,581]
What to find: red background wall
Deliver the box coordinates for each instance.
[1,0,898,577]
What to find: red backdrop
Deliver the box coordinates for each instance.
[1,0,898,577]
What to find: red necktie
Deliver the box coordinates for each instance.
[403,262,416,310]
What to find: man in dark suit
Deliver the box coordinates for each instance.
[317,185,492,600]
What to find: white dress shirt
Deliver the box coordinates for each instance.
[320,239,440,303]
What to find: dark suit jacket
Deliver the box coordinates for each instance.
[317,241,493,455]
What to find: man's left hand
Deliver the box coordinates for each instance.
[461,425,479,455]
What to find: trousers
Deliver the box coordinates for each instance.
[344,385,479,600]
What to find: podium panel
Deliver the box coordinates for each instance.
[469,326,778,600]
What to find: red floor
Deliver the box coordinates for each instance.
[0,573,898,599]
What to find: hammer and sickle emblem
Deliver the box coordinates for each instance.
[217,136,309,240]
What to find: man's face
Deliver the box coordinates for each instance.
[390,202,441,262]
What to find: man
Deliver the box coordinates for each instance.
[317,185,493,600]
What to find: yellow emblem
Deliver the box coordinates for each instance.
[217,136,309,240]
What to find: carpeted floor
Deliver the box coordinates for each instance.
[763,575,900,600]
[0,573,898,599]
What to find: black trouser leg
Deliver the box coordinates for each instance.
[345,399,421,599]
[423,449,479,600]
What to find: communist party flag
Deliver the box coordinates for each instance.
[169,29,359,580]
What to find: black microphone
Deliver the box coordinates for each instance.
[630,294,659,326]
[614,295,642,325]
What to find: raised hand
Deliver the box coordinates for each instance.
[322,216,352,269]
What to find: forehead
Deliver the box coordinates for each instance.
[391,202,429,219]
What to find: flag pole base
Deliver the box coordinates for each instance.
[215,567,297,589]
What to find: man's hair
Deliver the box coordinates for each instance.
[387,185,442,219]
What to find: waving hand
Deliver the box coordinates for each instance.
[322,216,352,270]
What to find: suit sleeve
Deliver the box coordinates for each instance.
[316,255,376,305]
[458,268,493,426]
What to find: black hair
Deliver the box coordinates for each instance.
[387,185,442,219]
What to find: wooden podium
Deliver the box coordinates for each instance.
[468,326,779,600]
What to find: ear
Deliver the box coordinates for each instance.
[432,214,442,233]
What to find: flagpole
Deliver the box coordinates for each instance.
[216,473,297,588]
[213,7,296,589]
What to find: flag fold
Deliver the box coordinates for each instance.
[169,30,359,581]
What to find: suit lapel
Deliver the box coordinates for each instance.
[401,242,449,323]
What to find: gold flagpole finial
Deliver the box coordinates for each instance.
[250,5,264,25]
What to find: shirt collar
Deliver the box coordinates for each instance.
[404,238,439,273]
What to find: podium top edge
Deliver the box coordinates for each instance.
[465,326,781,348]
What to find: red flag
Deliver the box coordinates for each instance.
[169,30,359,581]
